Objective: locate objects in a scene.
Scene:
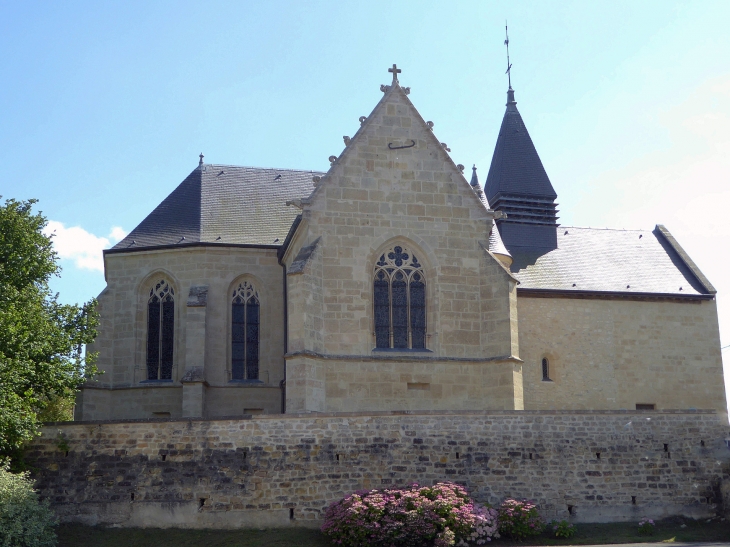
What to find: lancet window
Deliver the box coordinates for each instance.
[146,279,174,380]
[374,245,426,349]
[231,281,260,380]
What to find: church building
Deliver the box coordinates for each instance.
[76,65,727,421]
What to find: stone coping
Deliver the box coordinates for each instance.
[44,408,720,427]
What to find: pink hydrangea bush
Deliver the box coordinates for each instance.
[321,482,499,546]
[497,498,544,540]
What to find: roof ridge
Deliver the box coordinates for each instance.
[202,164,326,173]
[561,226,652,232]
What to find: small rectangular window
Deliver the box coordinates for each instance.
[541,358,550,381]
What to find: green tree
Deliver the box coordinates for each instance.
[0,198,98,459]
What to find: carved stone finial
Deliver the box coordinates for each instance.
[312,175,321,185]
[199,153,204,166]
[380,84,390,93]
[343,136,351,146]
[457,164,465,173]
[426,121,434,130]
[329,155,337,165]
[359,116,367,125]
[441,143,451,152]
[403,87,410,95]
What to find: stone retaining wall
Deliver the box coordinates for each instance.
[27,410,730,528]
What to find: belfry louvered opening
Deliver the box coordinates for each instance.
[146,280,174,380]
[231,281,259,380]
[374,245,426,349]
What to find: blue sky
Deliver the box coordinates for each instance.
[2,0,729,404]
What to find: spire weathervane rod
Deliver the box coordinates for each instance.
[504,21,512,89]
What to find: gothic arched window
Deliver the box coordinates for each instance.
[231,281,259,380]
[146,279,174,380]
[374,245,426,349]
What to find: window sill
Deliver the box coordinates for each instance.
[228,379,264,384]
[139,379,174,384]
[372,348,433,354]
[541,379,554,382]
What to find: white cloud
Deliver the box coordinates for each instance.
[108,226,127,243]
[43,222,127,272]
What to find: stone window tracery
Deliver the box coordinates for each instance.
[374,245,426,349]
[231,281,259,380]
[146,279,174,380]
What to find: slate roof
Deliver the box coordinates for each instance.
[108,164,713,300]
[484,89,558,201]
[487,220,511,259]
[112,165,322,250]
[511,226,714,297]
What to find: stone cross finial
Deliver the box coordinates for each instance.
[388,64,401,83]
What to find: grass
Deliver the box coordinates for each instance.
[497,517,730,545]
[57,517,730,547]
[57,525,329,547]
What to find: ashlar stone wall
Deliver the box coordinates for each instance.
[29,410,730,529]
[519,296,728,422]
[78,246,286,421]
[282,84,521,413]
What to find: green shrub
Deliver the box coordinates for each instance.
[0,461,57,547]
[550,519,576,538]
[638,518,655,535]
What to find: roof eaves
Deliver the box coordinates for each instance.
[654,225,716,294]
[104,241,281,256]
[517,287,714,301]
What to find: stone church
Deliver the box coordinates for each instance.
[76,66,727,422]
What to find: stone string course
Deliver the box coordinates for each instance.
[27,410,730,528]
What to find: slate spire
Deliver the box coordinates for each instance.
[484,86,559,252]
[470,165,480,189]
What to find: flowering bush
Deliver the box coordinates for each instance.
[497,498,544,540]
[0,461,57,547]
[638,518,655,535]
[321,482,499,546]
[550,519,576,538]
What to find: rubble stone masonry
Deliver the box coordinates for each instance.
[28,410,730,528]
